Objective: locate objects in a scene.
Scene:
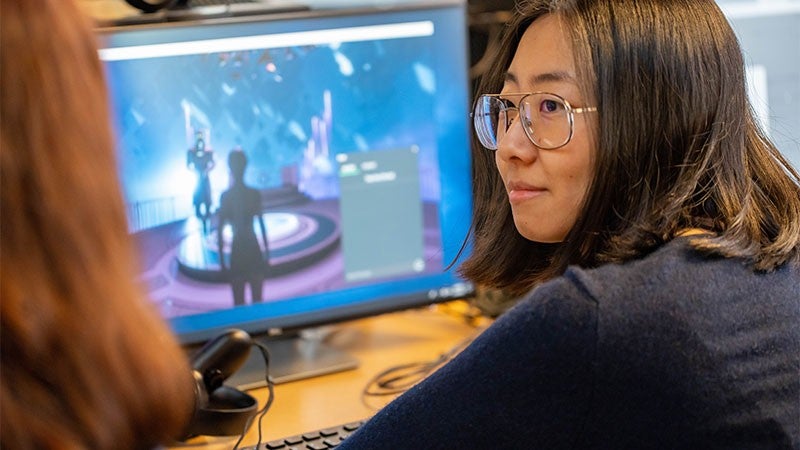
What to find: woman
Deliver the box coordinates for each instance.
[1,0,194,448]
[338,0,800,448]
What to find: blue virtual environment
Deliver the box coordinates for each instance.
[99,4,474,341]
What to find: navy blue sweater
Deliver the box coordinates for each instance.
[338,238,800,449]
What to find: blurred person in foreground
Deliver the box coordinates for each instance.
[1,0,195,448]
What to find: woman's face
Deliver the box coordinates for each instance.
[496,14,597,243]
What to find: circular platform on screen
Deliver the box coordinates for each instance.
[176,211,340,282]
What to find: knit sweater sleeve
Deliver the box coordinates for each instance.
[337,277,598,450]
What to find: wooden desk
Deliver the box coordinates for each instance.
[172,301,489,449]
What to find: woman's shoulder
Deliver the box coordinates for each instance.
[505,239,704,321]
[544,238,800,350]
[565,237,798,306]
[503,237,798,337]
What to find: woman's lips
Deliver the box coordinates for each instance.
[507,182,547,203]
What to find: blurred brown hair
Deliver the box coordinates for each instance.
[1,0,194,448]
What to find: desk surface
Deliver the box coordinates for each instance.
[172,301,488,449]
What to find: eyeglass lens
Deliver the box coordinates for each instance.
[473,93,573,150]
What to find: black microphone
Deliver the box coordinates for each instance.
[192,328,252,393]
[182,329,259,438]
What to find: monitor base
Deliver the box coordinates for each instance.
[225,331,359,390]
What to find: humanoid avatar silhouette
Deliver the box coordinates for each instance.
[187,131,215,234]
[217,149,269,306]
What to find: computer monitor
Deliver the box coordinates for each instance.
[96,0,474,387]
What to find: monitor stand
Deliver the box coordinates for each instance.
[224,328,359,390]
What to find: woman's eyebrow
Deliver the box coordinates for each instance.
[503,72,519,84]
[504,70,577,86]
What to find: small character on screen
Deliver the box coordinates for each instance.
[217,148,270,306]
[187,130,215,234]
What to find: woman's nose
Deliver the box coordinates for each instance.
[496,116,537,164]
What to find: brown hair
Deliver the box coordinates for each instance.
[460,0,800,297]
[0,1,194,448]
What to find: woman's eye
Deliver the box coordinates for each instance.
[540,99,560,113]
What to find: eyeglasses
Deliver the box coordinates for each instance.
[472,92,597,150]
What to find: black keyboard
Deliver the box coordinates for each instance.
[243,420,365,450]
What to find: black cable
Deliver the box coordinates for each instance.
[232,341,275,450]
[360,333,478,409]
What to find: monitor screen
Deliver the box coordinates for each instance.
[96,1,475,368]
